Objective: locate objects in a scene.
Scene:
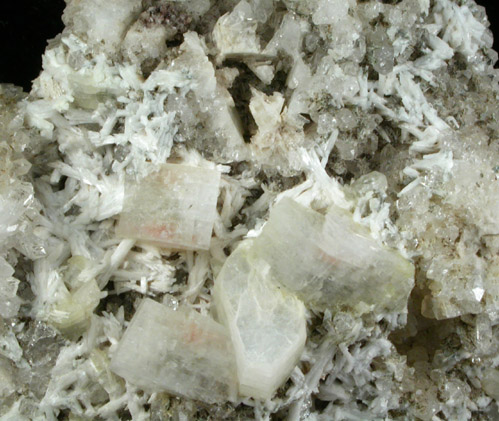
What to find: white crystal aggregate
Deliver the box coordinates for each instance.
[0,0,498,419]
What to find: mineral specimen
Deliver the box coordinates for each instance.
[0,0,498,419]
[110,298,238,404]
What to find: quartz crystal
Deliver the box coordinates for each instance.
[110,298,238,404]
[214,241,307,400]
[16,320,66,400]
[117,164,221,250]
[252,198,415,313]
[482,369,499,401]
[0,356,16,398]
[0,256,21,319]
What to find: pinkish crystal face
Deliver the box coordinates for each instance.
[116,164,220,250]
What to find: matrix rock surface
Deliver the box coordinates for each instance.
[0,0,498,420]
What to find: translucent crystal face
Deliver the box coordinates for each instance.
[214,241,307,400]
[0,256,20,319]
[117,164,221,250]
[48,279,101,337]
[110,298,238,404]
[253,198,415,313]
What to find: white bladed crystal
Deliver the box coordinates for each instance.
[117,164,221,250]
[214,241,307,400]
[110,298,238,404]
[252,198,415,313]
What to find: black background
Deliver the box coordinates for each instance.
[0,0,497,92]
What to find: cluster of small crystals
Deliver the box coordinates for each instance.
[0,0,498,419]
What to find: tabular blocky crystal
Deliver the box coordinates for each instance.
[252,198,415,313]
[110,298,238,404]
[214,241,307,400]
[117,164,221,250]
